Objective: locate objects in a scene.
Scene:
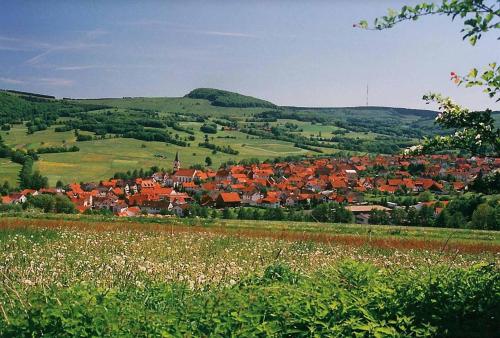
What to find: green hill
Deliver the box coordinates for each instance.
[2,87,485,185]
[185,88,276,108]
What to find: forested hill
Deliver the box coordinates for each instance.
[284,105,438,118]
[185,88,276,108]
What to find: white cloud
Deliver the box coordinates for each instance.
[0,77,25,84]
[126,20,258,39]
[55,65,100,71]
[37,77,74,86]
[25,42,109,65]
[192,30,258,38]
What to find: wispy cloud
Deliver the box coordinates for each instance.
[0,30,110,66]
[37,77,74,86]
[0,75,73,87]
[191,30,258,38]
[25,42,109,65]
[55,65,101,71]
[82,28,108,40]
[0,35,52,52]
[126,20,258,39]
[0,45,28,51]
[124,20,186,28]
[0,77,25,84]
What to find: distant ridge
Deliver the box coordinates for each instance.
[185,88,276,108]
[286,105,438,118]
[1,89,55,100]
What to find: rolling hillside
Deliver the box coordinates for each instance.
[1,87,490,186]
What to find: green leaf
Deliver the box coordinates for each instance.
[468,68,478,78]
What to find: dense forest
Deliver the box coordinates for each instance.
[185,88,276,108]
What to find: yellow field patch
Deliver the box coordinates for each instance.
[112,159,139,166]
[38,161,78,169]
[243,144,305,154]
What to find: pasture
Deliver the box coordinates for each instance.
[0,158,21,186]
[0,123,315,185]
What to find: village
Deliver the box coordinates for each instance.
[2,152,498,224]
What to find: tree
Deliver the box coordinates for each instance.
[25,195,54,213]
[0,181,11,196]
[358,0,500,156]
[25,194,75,213]
[417,205,436,227]
[391,208,408,225]
[369,209,390,225]
[469,171,500,194]
[205,156,213,167]
[418,190,434,202]
[200,124,217,134]
[54,195,76,213]
[222,208,235,219]
[435,209,451,227]
[471,203,498,229]
[312,202,353,223]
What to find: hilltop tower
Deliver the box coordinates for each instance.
[173,151,181,172]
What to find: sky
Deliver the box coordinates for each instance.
[0,0,498,110]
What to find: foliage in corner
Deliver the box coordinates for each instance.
[357,0,499,156]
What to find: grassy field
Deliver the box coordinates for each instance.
[1,124,316,185]
[0,158,21,186]
[0,215,498,336]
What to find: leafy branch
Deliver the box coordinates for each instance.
[359,0,499,156]
[452,63,500,101]
[417,93,499,155]
[355,0,499,45]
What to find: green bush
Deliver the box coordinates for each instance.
[1,261,498,337]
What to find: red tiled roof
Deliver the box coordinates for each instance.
[378,185,398,193]
[1,196,12,204]
[174,169,197,177]
[219,192,241,203]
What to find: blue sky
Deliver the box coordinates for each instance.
[0,0,498,110]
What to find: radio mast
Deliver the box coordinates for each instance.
[366,83,369,106]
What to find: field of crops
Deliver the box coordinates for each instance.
[0,215,498,336]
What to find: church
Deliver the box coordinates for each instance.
[168,151,197,185]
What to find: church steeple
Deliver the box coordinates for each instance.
[173,151,181,172]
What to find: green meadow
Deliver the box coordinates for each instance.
[0,158,21,186]
[1,123,315,185]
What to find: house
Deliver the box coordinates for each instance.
[215,169,231,181]
[112,200,128,214]
[200,191,219,207]
[140,200,170,214]
[216,192,241,208]
[241,189,263,206]
[182,181,198,192]
[453,181,466,191]
[345,169,357,182]
[20,189,38,197]
[346,205,392,224]
[171,203,190,217]
[1,196,13,204]
[260,194,280,208]
[8,193,27,204]
[117,206,141,217]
